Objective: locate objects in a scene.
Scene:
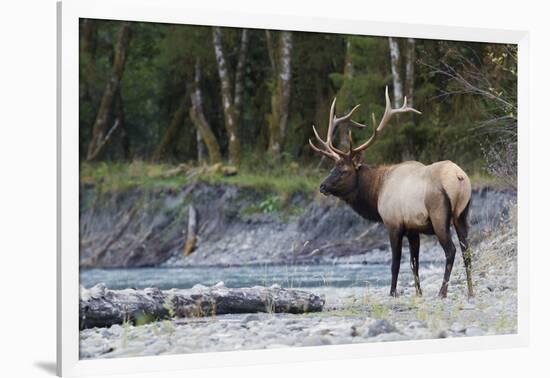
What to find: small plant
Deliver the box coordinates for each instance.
[258,195,281,213]
[162,293,176,318]
[415,308,428,323]
[121,316,131,349]
[151,323,160,336]
[428,302,444,331]
[370,302,389,319]
[134,313,155,326]
[210,299,217,320]
[161,319,176,339]
[261,291,276,315]
[482,140,517,191]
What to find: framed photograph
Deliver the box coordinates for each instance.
[57,0,529,376]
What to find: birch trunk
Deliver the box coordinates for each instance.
[268,31,293,155]
[189,59,222,164]
[233,29,249,125]
[405,38,416,107]
[388,37,403,107]
[338,39,355,149]
[212,27,240,164]
[86,22,131,161]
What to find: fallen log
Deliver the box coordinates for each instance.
[80,282,325,329]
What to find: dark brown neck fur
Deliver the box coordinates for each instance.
[340,165,388,223]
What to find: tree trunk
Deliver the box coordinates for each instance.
[114,89,130,160]
[80,283,325,329]
[338,38,355,149]
[152,97,186,162]
[196,131,205,163]
[265,30,277,73]
[233,29,249,125]
[189,58,223,164]
[80,19,97,101]
[86,22,132,161]
[388,37,403,107]
[267,31,293,155]
[405,38,416,107]
[212,27,240,164]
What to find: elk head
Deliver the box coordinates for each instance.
[310,86,421,197]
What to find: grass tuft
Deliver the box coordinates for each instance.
[81,161,325,198]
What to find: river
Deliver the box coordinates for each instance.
[80,258,447,290]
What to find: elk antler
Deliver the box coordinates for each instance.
[352,86,421,154]
[309,87,420,160]
[309,98,367,161]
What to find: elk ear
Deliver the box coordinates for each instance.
[351,152,363,169]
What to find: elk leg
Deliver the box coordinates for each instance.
[433,226,456,298]
[429,195,456,298]
[389,228,403,297]
[407,233,422,296]
[454,216,474,298]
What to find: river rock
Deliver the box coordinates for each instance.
[242,314,261,323]
[300,335,321,347]
[367,319,397,337]
[371,332,406,342]
[406,320,428,330]
[465,326,485,337]
[450,322,466,333]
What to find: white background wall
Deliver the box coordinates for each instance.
[1,0,548,377]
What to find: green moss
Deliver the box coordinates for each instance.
[81,161,324,198]
[197,171,321,196]
[80,161,189,192]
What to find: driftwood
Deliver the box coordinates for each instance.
[183,205,197,256]
[80,283,325,329]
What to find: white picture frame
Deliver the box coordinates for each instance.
[57,0,530,376]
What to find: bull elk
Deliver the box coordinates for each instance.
[309,87,473,298]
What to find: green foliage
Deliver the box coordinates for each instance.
[79,19,517,184]
[258,195,281,213]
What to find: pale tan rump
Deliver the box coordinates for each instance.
[377,160,471,229]
[426,161,472,219]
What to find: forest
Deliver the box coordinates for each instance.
[78,19,519,358]
[79,19,517,186]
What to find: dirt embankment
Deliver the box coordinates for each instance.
[80,183,515,268]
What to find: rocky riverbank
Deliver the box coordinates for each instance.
[80,210,517,359]
[80,182,515,268]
